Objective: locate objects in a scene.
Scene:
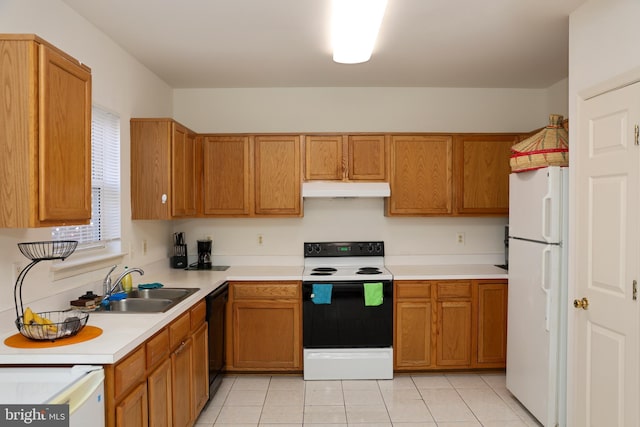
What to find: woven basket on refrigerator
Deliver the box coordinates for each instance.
[510,114,569,172]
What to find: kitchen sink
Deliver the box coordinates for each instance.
[98,287,200,313]
[105,298,174,312]
[128,288,196,300]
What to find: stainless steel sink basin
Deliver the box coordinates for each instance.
[105,298,174,312]
[98,287,200,313]
[128,288,196,300]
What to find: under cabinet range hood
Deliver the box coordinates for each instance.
[302,181,390,198]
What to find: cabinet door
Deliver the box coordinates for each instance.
[191,322,209,417]
[203,135,251,215]
[231,301,301,369]
[348,135,386,181]
[147,358,172,427]
[172,337,194,427]
[388,135,453,215]
[115,383,148,427]
[131,120,172,219]
[476,282,508,366]
[395,300,433,369]
[437,301,472,367]
[171,123,197,217]
[38,43,91,223]
[254,135,301,216]
[454,134,517,215]
[305,135,344,180]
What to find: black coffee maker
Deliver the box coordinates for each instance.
[197,239,212,270]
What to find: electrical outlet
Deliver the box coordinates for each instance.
[142,239,148,255]
[257,234,264,246]
[456,232,465,245]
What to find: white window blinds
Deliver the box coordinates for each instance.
[52,106,121,248]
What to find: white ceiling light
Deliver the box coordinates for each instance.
[331,0,388,64]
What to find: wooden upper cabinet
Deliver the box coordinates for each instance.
[131,119,197,219]
[254,135,302,216]
[348,135,387,180]
[454,134,518,215]
[305,135,343,180]
[0,34,91,227]
[171,123,197,217]
[202,135,251,216]
[304,134,386,181]
[387,135,453,215]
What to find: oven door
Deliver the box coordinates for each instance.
[302,280,393,348]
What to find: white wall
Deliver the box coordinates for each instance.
[0,0,173,321]
[172,85,568,265]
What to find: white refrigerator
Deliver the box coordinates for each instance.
[506,166,568,427]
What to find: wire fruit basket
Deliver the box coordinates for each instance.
[16,309,89,340]
[13,241,86,341]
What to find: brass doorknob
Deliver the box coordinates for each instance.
[573,297,589,310]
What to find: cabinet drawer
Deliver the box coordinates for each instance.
[190,300,206,329]
[146,328,169,370]
[169,311,191,349]
[114,346,146,400]
[437,282,471,299]
[396,281,431,299]
[232,282,300,300]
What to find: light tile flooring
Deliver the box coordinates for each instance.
[194,372,542,426]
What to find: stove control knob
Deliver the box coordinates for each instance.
[314,244,322,254]
[375,242,383,253]
[367,243,374,253]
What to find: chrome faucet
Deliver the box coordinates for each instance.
[102,265,145,297]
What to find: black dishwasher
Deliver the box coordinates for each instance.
[205,282,228,399]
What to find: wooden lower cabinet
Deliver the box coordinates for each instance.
[147,358,172,427]
[436,281,472,367]
[105,300,208,427]
[394,281,433,369]
[226,281,302,371]
[191,322,210,417]
[476,282,508,366]
[171,335,194,427]
[115,383,148,427]
[394,279,507,371]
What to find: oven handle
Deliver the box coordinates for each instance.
[302,281,392,301]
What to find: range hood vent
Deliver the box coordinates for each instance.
[302,181,391,198]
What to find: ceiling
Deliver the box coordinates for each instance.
[61,0,586,89]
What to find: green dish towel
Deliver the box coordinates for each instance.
[364,282,383,306]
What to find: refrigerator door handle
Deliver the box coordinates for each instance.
[542,188,552,242]
[541,246,551,331]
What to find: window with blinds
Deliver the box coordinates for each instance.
[52,105,121,249]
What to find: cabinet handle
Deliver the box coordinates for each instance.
[175,341,187,354]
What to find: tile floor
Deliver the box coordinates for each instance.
[194,372,543,426]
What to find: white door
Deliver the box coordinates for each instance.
[573,82,640,426]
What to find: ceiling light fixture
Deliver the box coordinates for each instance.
[331,0,388,64]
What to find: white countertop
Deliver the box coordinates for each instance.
[0,261,504,366]
[387,264,508,280]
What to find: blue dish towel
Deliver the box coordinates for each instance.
[364,282,384,306]
[138,283,164,289]
[311,284,333,304]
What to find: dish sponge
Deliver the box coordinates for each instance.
[138,283,164,289]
